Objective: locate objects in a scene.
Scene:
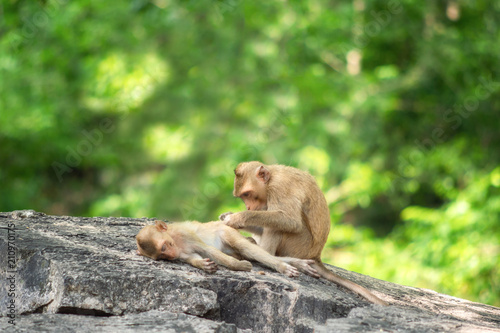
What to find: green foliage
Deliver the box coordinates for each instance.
[1,0,499,305]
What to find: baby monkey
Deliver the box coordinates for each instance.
[136,220,318,277]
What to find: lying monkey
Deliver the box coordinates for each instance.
[136,220,318,277]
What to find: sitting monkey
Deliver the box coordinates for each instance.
[136,220,318,277]
[220,161,389,305]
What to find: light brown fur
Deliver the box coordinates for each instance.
[220,161,388,306]
[136,220,316,277]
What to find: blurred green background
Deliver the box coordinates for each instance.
[1,0,499,306]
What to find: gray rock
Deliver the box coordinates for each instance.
[0,211,499,332]
[3,311,246,333]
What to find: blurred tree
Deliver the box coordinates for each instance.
[0,0,498,305]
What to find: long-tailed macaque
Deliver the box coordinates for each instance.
[136,220,317,277]
[220,161,388,306]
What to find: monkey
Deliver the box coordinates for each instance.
[136,220,318,278]
[219,161,388,306]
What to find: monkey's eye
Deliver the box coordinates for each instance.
[161,244,167,252]
[241,192,250,198]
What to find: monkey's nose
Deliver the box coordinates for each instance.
[246,206,250,210]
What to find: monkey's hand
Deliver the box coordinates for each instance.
[220,212,246,229]
[218,211,234,222]
[196,258,218,273]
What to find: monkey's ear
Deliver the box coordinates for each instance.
[256,166,270,184]
[155,220,168,232]
[234,168,242,178]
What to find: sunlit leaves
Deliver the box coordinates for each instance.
[296,146,330,187]
[143,125,193,162]
[84,52,169,113]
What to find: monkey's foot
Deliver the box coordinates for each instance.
[279,263,299,278]
[236,260,252,271]
[289,259,320,278]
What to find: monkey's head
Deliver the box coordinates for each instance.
[136,220,179,260]
[233,161,270,211]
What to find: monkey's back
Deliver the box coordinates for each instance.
[268,164,331,259]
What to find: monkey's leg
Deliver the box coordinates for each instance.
[222,228,299,277]
[196,244,252,272]
[257,229,282,256]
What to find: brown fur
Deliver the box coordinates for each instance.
[221,161,388,306]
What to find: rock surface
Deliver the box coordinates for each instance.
[1,210,499,332]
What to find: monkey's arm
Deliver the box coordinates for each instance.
[219,213,263,235]
[221,209,303,234]
[192,243,253,271]
[241,226,264,235]
[178,253,218,273]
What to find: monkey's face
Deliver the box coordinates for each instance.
[235,177,268,211]
[154,232,180,260]
[136,223,180,260]
[234,162,269,211]
[239,185,268,211]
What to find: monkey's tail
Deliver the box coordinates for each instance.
[314,261,388,306]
